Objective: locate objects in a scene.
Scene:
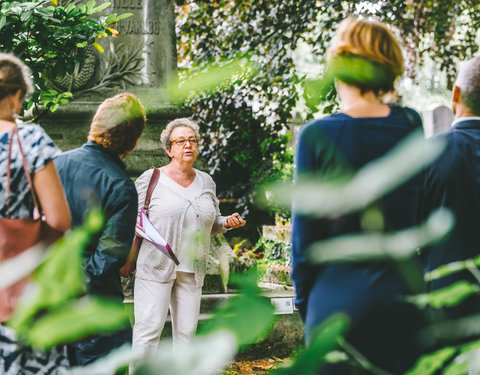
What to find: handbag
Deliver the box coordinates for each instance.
[0,125,63,322]
[120,167,161,278]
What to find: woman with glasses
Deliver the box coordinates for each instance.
[130,118,245,354]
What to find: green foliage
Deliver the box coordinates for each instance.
[176,0,480,233]
[406,347,457,375]
[0,0,130,115]
[408,281,480,310]
[176,1,308,228]
[198,269,276,346]
[271,314,348,375]
[8,209,130,350]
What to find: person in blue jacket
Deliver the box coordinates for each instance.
[419,56,480,320]
[291,17,426,374]
[55,93,146,367]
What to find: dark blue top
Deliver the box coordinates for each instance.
[291,106,423,315]
[54,142,138,300]
[419,118,480,316]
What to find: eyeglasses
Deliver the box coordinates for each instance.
[170,137,199,147]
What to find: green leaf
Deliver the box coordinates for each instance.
[86,0,96,14]
[407,281,479,309]
[65,2,75,13]
[20,10,32,22]
[76,41,88,48]
[0,16,6,31]
[25,297,130,349]
[405,347,456,375]
[115,12,133,21]
[425,254,480,282]
[271,314,348,375]
[93,41,104,53]
[198,269,276,346]
[8,211,104,347]
[92,2,111,14]
[444,361,468,375]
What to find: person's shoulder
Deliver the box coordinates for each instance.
[17,122,52,143]
[135,167,158,188]
[298,114,344,145]
[137,167,155,181]
[389,105,423,129]
[195,169,215,186]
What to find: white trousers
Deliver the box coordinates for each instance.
[132,272,202,354]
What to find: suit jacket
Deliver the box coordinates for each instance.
[420,118,480,317]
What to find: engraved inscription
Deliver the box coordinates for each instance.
[117,20,161,35]
[111,0,143,9]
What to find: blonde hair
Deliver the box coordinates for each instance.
[327,17,404,94]
[88,93,146,155]
[0,53,33,101]
[160,118,200,150]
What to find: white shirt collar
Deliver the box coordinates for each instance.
[451,116,480,126]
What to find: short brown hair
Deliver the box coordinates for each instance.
[327,17,404,94]
[0,53,33,101]
[88,93,146,155]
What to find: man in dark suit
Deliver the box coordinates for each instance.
[420,56,480,318]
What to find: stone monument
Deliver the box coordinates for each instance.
[39,0,188,177]
[423,105,454,138]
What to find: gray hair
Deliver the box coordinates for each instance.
[456,56,480,116]
[160,118,200,150]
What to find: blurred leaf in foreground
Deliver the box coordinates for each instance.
[24,296,129,350]
[304,56,397,111]
[407,281,479,310]
[419,314,480,345]
[167,57,255,102]
[6,209,131,351]
[198,269,276,347]
[264,131,445,218]
[0,243,45,289]
[70,330,237,375]
[425,254,480,282]
[307,208,453,263]
[405,340,480,375]
[405,347,456,375]
[271,314,348,375]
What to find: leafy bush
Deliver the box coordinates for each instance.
[0,0,130,116]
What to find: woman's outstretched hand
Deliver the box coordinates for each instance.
[224,213,246,229]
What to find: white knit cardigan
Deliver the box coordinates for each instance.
[134,168,228,287]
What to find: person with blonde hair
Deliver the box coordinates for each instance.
[0,53,71,373]
[54,92,146,366]
[291,17,425,373]
[124,117,245,359]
